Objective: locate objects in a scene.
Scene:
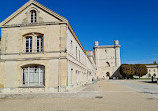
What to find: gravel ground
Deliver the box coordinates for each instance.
[0,80,158,111]
[111,80,158,100]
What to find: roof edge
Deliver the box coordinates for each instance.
[0,0,68,26]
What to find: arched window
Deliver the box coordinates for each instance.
[22,65,45,86]
[105,62,110,67]
[30,10,37,23]
[24,33,44,53]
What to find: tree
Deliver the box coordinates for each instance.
[130,64,135,75]
[134,64,148,78]
[153,61,157,65]
[148,73,151,78]
[120,64,133,78]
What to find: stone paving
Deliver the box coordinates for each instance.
[0,80,158,111]
[111,80,158,100]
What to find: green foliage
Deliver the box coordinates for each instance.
[134,64,148,78]
[120,64,148,78]
[153,73,156,77]
[120,64,133,78]
[153,61,157,65]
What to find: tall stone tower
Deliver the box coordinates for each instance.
[93,40,121,79]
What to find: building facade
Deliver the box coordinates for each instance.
[0,0,120,93]
[145,65,158,78]
[93,41,121,79]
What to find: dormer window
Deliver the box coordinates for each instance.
[30,10,37,23]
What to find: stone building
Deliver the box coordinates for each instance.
[0,0,120,93]
[145,65,158,78]
[93,41,121,79]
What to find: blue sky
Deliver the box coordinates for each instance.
[0,0,158,64]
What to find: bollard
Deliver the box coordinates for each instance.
[157,78,158,85]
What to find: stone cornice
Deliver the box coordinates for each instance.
[0,22,68,28]
[93,45,121,49]
[146,65,158,68]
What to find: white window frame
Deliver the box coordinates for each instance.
[30,10,37,23]
[23,65,45,86]
[36,36,44,52]
[25,36,32,53]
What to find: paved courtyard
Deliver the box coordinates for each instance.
[111,80,158,100]
[0,80,158,111]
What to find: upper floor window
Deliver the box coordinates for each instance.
[79,50,80,61]
[71,40,73,55]
[71,40,73,47]
[76,47,77,59]
[25,37,32,53]
[30,10,37,23]
[24,33,44,53]
[37,36,44,52]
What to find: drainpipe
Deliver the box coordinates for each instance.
[58,26,61,92]
[58,56,61,92]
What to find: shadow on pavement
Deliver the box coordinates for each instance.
[139,81,157,84]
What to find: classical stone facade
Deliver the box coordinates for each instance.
[0,0,120,93]
[93,41,121,79]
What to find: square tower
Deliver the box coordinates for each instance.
[93,40,121,79]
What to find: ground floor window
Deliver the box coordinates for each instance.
[23,65,45,86]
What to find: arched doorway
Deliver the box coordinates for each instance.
[106,72,110,77]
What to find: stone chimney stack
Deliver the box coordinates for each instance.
[94,41,99,46]
[114,40,119,45]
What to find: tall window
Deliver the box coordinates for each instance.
[76,70,78,83]
[36,36,44,52]
[76,47,77,59]
[24,33,44,53]
[25,37,32,53]
[79,50,80,61]
[30,10,37,23]
[23,65,45,86]
[71,69,73,85]
[71,40,73,55]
